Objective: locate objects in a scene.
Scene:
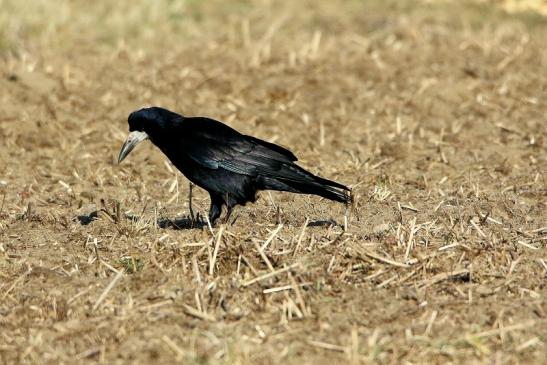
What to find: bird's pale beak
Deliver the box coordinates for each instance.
[118,131,149,164]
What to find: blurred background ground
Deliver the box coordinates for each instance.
[0,0,546,364]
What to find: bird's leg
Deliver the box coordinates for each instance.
[188,182,195,224]
[343,188,354,232]
[223,195,237,225]
[208,193,223,226]
[344,205,349,231]
[224,206,234,225]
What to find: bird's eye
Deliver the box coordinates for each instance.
[128,117,145,132]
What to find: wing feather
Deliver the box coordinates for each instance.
[180,117,297,177]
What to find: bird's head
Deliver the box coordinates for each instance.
[118,107,181,164]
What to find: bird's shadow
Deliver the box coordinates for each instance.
[75,210,206,230]
[126,213,207,230]
[307,219,338,227]
[76,211,338,230]
[156,216,206,230]
[76,211,99,226]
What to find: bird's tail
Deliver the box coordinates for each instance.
[284,178,351,204]
[258,164,352,204]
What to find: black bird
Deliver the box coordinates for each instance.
[118,107,351,224]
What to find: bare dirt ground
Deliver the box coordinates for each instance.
[1,1,546,364]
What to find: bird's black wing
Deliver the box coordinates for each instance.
[180,117,298,176]
[176,117,350,203]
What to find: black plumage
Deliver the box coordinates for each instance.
[118,107,351,224]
